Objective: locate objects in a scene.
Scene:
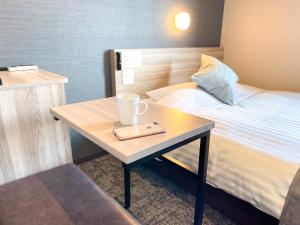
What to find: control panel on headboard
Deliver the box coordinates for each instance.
[110,47,224,98]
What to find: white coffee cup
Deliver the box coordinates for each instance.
[117,93,148,126]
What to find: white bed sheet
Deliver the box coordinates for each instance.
[154,87,300,218]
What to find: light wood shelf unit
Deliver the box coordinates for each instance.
[0,69,72,185]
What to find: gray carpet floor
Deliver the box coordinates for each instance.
[80,154,237,225]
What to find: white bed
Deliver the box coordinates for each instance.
[147,83,300,219]
[111,47,300,220]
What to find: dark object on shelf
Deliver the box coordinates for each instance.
[116,52,122,71]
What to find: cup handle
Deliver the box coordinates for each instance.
[137,101,148,115]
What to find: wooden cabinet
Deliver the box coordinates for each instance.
[0,69,72,185]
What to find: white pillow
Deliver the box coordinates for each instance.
[156,87,224,110]
[147,82,261,106]
[146,82,197,101]
[192,54,239,105]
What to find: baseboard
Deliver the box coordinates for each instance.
[74,151,107,164]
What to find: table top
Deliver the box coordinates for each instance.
[0,69,67,90]
[50,97,215,164]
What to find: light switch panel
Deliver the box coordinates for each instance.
[122,70,135,85]
[121,51,142,69]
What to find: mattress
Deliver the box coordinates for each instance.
[154,86,300,219]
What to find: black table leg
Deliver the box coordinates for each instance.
[194,132,210,225]
[123,164,131,209]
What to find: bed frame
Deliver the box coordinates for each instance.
[110,47,279,225]
[110,47,224,98]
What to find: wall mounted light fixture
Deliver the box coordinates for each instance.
[175,12,191,30]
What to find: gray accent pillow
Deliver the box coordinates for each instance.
[191,54,239,105]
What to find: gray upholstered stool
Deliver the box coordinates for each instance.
[0,164,139,225]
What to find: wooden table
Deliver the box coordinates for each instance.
[50,97,215,225]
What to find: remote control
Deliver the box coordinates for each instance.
[7,65,38,72]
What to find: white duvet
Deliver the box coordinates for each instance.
[154,84,300,218]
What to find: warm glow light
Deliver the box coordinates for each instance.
[175,12,191,30]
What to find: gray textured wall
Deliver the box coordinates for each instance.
[0,0,224,160]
